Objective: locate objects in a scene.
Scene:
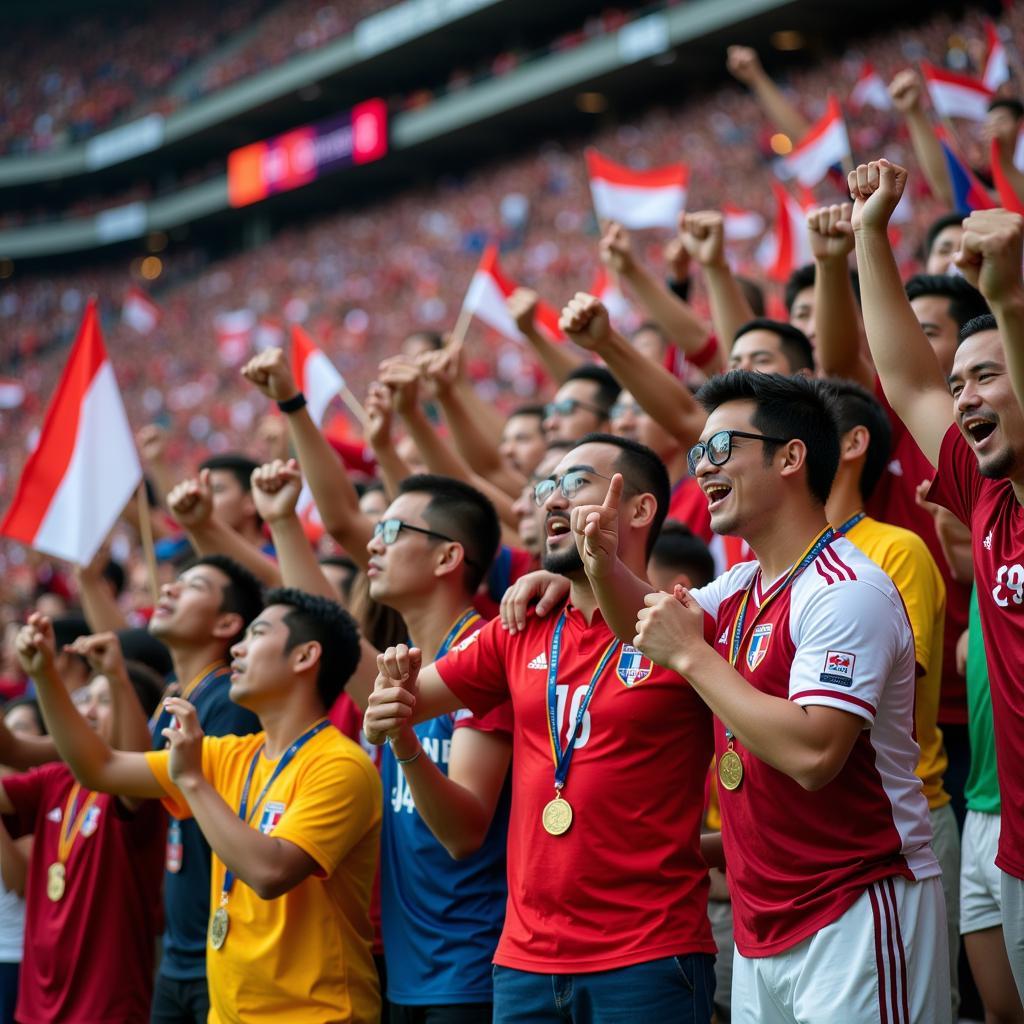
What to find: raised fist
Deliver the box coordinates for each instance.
[251,459,303,523]
[679,211,726,268]
[599,222,636,276]
[507,287,539,335]
[848,160,908,233]
[888,70,923,114]
[559,292,612,352]
[241,348,300,402]
[807,203,854,262]
[727,45,764,85]
[167,469,215,529]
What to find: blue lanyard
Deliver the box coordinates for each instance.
[436,608,482,659]
[220,718,330,896]
[834,511,865,536]
[546,611,620,791]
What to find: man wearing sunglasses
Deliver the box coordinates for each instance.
[541,366,620,443]
[364,434,718,1023]
[365,474,513,1024]
[574,371,945,1023]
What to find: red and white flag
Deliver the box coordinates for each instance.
[589,266,635,329]
[760,183,814,283]
[585,148,688,230]
[290,324,344,427]
[460,245,563,343]
[214,309,256,366]
[783,95,851,188]
[122,287,161,335]
[849,62,892,112]
[0,377,25,410]
[0,300,140,565]
[723,204,766,241]
[921,61,993,122]
[983,21,1011,91]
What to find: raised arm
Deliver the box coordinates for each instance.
[851,160,953,466]
[363,382,412,499]
[507,287,585,384]
[15,615,166,799]
[726,45,811,141]
[679,211,750,370]
[955,208,1024,420]
[806,203,874,388]
[242,348,374,569]
[601,222,713,361]
[167,470,282,588]
[560,292,707,449]
[73,549,129,633]
[888,70,954,208]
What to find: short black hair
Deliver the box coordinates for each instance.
[508,403,545,423]
[319,555,359,603]
[989,97,1024,119]
[905,274,990,329]
[650,523,715,588]
[52,615,90,651]
[263,588,361,711]
[406,330,444,351]
[397,474,501,592]
[123,660,166,719]
[564,365,621,414]
[102,559,125,596]
[734,318,815,373]
[924,212,964,262]
[827,379,893,502]
[784,263,860,310]
[199,453,260,494]
[574,432,671,557]
[355,479,385,500]
[696,371,840,506]
[117,627,173,679]
[187,555,264,644]
[3,697,46,735]
[735,275,766,317]
[960,313,999,344]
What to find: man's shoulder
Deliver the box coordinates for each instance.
[852,518,939,576]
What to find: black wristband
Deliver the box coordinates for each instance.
[276,392,307,414]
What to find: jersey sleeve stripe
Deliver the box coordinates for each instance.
[867,885,891,1024]
[819,547,854,582]
[790,688,877,716]
[886,878,911,1023]
[814,560,838,586]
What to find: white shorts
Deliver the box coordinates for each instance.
[960,809,1003,935]
[732,875,950,1024]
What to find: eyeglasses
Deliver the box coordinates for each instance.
[609,400,643,420]
[544,397,608,420]
[533,468,617,507]
[687,429,791,476]
[372,518,479,567]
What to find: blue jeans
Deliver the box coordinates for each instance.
[493,954,715,1023]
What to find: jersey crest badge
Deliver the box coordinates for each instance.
[820,650,856,686]
[258,801,286,835]
[454,631,479,653]
[616,645,652,687]
[746,624,773,671]
[80,805,102,837]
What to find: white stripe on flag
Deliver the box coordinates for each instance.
[589,179,684,230]
[462,269,521,342]
[304,349,345,427]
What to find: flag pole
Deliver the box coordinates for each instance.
[338,386,369,430]
[448,303,474,350]
[135,481,160,604]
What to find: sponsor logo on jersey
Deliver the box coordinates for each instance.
[616,645,652,687]
[258,801,286,835]
[80,805,102,837]
[454,631,479,653]
[527,651,548,670]
[984,530,993,550]
[746,624,773,671]
[46,807,62,823]
[820,650,856,687]
[717,629,729,646]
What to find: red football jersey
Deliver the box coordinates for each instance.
[435,603,716,972]
[691,537,938,956]
[929,425,1024,878]
[868,380,971,724]
[2,764,165,1024]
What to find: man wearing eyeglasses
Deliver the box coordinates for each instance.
[541,366,620,443]
[364,434,718,1024]
[365,474,513,1024]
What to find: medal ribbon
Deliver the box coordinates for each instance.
[219,718,330,899]
[57,783,99,866]
[724,526,834,743]
[834,511,865,536]
[436,609,483,659]
[546,611,620,791]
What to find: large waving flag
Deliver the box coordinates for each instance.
[122,287,161,335]
[849,62,892,112]
[1,300,140,564]
[990,138,1024,214]
[935,124,995,213]
[922,62,994,122]
[586,149,688,230]
[783,95,851,188]
[761,183,814,283]
[983,21,1010,91]
[290,325,344,427]
[460,245,563,343]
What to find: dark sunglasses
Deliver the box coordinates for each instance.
[686,429,790,476]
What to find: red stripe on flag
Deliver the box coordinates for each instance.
[990,138,1024,214]
[585,148,688,189]
[0,299,108,543]
[290,322,316,392]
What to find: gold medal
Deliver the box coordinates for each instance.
[541,794,573,836]
[46,862,66,902]
[718,749,744,791]
[210,906,229,950]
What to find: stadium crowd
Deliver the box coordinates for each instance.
[2,3,1024,1024]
